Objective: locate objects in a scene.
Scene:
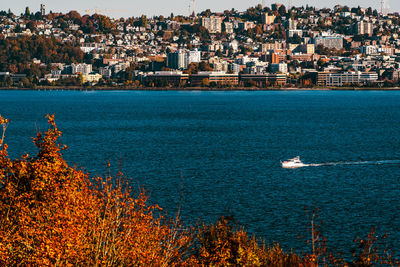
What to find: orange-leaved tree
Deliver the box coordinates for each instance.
[194,216,312,266]
[0,115,194,266]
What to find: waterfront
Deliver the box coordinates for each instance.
[1,90,400,256]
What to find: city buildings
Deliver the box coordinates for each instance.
[1,3,399,88]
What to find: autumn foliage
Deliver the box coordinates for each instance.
[0,115,193,266]
[0,115,398,266]
[194,216,306,266]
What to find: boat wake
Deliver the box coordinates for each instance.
[306,160,400,167]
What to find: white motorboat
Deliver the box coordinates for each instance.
[281,156,307,169]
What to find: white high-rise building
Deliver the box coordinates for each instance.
[71,63,92,75]
[186,50,201,65]
[167,50,188,70]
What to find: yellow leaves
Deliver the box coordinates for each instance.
[0,115,9,149]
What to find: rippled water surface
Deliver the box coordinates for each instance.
[1,90,400,255]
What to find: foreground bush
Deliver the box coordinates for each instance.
[194,216,307,266]
[0,115,398,266]
[0,115,194,266]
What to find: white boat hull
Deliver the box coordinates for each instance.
[281,162,307,169]
[281,157,307,168]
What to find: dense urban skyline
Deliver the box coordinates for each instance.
[0,0,397,18]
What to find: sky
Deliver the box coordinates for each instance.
[0,0,397,18]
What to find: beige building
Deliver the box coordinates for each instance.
[300,44,315,54]
[262,42,285,53]
[201,16,222,33]
[82,74,102,84]
[354,21,373,36]
[262,14,276,24]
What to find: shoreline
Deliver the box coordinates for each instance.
[1,86,400,91]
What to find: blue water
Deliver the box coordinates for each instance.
[1,90,400,256]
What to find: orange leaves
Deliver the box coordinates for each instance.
[0,115,8,149]
[0,116,8,126]
[0,115,193,266]
[195,216,314,266]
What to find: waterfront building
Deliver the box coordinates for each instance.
[191,72,239,86]
[317,72,331,86]
[146,71,189,87]
[240,74,287,86]
[82,74,102,84]
[322,72,379,86]
[71,63,92,75]
[167,50,188,70]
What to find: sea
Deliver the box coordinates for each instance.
[1,90,400,257]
